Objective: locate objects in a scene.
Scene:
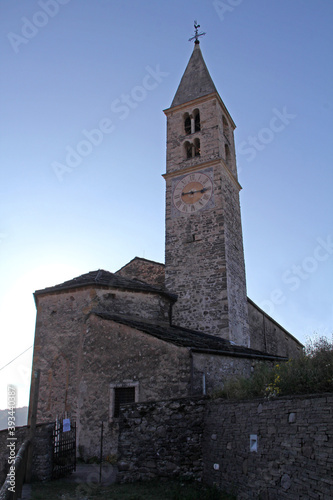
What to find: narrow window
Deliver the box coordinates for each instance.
[225,144,231,165]
[222,115,229,140]
[194,109,200,132]
[184,114,191,135]
[114,387,135,418]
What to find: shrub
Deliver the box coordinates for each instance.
[212,363,274,400]
[213,335,333,400]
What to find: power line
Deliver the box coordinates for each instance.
[0,346,33,372]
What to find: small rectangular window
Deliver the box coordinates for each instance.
[113,387,136,418]
[109,382,139,421]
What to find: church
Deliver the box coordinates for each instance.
[28,34,303,459]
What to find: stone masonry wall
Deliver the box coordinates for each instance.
[0,426,27,485]
[113,258,302,359]
[192,352,261,395]
[76,316,191,459]
[164,98,230,340]
[31,288,169,422]
[164,92,249,347]
[115,258,165,288]
[117,397,206,483]
[165,98,221,175]
[0,423,54,486]
[165,181,229,338]
[203,394,333,499]
[247,298,303,358]
[31,290,192,461]
[117,394,333,499]
[222,167,249,347]
[31,423,54,481]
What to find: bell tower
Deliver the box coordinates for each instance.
[163,35,249,347]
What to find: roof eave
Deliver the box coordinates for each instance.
[189,347,288,361]
[34,281,177,302]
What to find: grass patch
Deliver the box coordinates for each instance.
[31,478,235,499]
[213,335,333,400]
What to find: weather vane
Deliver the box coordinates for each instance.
[189,21,206,44]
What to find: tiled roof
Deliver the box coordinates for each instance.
[34,269,176,300]
[93,311,286,360]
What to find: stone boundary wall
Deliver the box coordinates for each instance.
[117,397,206,483]
[0,439,30,500]
[117,394,333,499]
[0,423,54,486]
[204,394,333,499]
[0,426,27,486]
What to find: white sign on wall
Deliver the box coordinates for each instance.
[63,418,71,432]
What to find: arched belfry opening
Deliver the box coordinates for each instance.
[194,138,200,156]
[184,113,191,135]
[194,109,200,132]
[184,109,201,135]
[184,141,192,158]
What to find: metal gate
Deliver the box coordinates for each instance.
[52,418,76,479]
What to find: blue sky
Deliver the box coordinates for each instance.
[0,0,332,410]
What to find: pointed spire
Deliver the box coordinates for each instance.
[170,43,217,108]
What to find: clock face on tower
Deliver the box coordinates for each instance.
[172,171,213,214]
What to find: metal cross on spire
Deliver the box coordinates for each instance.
[188,21,206,44]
